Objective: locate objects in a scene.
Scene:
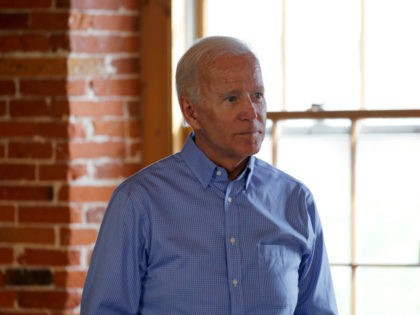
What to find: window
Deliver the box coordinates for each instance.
[172,1,420,314]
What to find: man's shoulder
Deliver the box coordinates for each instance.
[254,158,302,184]
[116,153,184,192]
[252,157,312,195]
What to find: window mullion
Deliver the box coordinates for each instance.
[350,119,358,315]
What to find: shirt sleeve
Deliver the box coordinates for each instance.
[294,190,338,315]
[81,189,149,315]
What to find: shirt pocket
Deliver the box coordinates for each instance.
[258,244,300,309]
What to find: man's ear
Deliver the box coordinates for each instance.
[179,96,201,129]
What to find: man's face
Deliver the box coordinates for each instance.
[188,53,266,169]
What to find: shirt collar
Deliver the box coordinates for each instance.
[179,133,255,190]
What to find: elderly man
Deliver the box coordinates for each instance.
[81,36,338,315]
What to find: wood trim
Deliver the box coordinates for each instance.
[332,263,420,268]
[195,0,206,38]
[267,109,420,120]
[140,0,173,167]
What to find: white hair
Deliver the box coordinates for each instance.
[175,36,258,103]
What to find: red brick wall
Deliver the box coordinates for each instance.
[0,0,142,313]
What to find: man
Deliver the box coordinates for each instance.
[81,36,338,314]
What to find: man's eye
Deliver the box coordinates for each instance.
[226,96,237,103]
[255,92,264,100]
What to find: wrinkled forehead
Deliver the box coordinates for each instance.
[201,53,263,83]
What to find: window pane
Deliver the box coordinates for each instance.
[273,120,352,263]
[356,267,420,315]
[365,0,420,108]
[205,0,283,111]
[331,266,351,315]
[356,119,420,264]
[286,0,361,111]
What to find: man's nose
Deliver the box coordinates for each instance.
[240,95,258,120]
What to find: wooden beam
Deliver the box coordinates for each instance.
[140,0,173,167]
[268,109,420,120]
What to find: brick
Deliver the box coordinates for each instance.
[37,121,70,139]
[0,0,52,9]
[60,228,97,246]
[10,100,71,118]
[39,163,87,181]
[0,121,68,139]
[0,101,6,116]
[56,0,139,10]
[18,249,81,266]
[130,141,141,159]
[59,185,115,202]
[61,140,134,160]
[111,57,140,74]
[0,205,15,222]
[8,141,53,159]
[20,80,86,97]
[0,34,50,53]
[127,101,141,116]
[91,14,139,32]
[0,57,67,77]
[86,206,105,223]
[30,12,69,30]
[0,311,47,315]
[0,14,28,30]
[5,269,53,286]
[0,227,55,245]
[0,248,14,264]
[69,34,139,53]
[93,120,125,137]
[67,57,107,76]
[55,142,70,161]
[128,120,141,137]
[95,162,140,179]
[0,290,16,308]
[123,0,141,10]
[92,78,140,96]
[66,12,139,32]
[0,33,69,53]
[0,80,15,95]
[49,34,71,52]
[18,290,81,309]
[0,143,5,158]
[0,35,20,51]
[67,101,124,117]
[0,122,36,137]
[67,12,91,30]
[19,206,82,224]
[68,141,126,159]
[0,185,53,201]
[54,270,86,288]
[33,34,63,52]
[0,164,36,180]
[68,122,86,138]
[10,99,50,117]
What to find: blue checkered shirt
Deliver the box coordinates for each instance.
[81,133,337,315]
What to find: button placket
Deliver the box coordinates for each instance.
[224,183,245,313]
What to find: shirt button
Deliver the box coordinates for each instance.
[227,196,232,203]
[230,237,236,245]
[232,278,238,286]
[216,170,222,176]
